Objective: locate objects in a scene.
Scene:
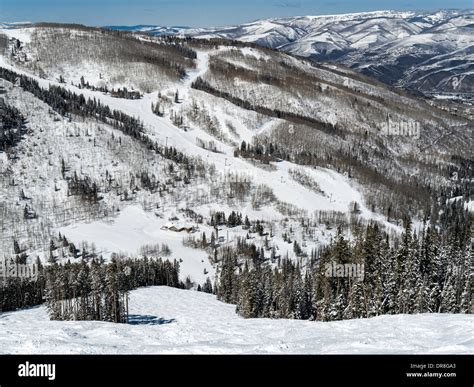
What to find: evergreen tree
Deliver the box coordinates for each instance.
[203,277,213,294]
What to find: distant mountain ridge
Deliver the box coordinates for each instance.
[107,9,474,95]
[104,24,190,35]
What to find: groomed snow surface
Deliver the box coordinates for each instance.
[1,286,472,354]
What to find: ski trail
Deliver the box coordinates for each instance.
[0,52,400,229]
[166,48,215,100]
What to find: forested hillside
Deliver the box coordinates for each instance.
[0,24,471,328]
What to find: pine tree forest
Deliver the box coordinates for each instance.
[217,202,472,321]
[1,256,181,323]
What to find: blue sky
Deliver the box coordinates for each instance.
[1,0,472,27]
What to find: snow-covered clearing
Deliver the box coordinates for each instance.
[0,286,472,354]
[60,206,214,284]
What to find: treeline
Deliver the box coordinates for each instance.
[0,67,199,170]
[155,35,198,60]
[33,26,196,79]
[45,257,180,323]
[72,76,145,100]
[210,211,248,228]
[191,77,344,138]
[210,56,285,88]
[73,75,109,94]
[0,66,145,138]
[111,87,142,100]
[217,207,472,321]
[234,140,279,164]
[184,35,277,53]
[0,33,8,50]
[0,97,27,151]
[0,257,45,312]
[0,256,182,322]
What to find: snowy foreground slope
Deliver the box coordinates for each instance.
[1,286,472,354]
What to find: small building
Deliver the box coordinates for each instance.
[161,222,196,233]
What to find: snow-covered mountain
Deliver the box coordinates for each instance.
[109,10,474,95]
[0,23,471,352]
[0,23,471,261]
[104,24,190,36]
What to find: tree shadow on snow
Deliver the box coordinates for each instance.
[127,314,176,326]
